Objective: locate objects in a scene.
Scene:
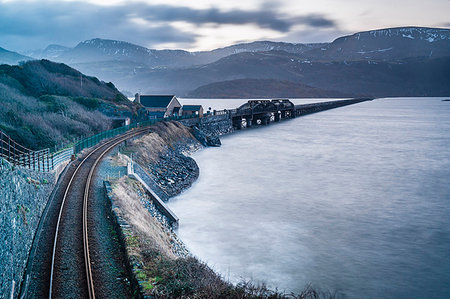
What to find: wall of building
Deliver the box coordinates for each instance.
[164,97,182,118]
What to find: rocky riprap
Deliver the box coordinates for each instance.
[192,126,221,147]
[126,121,203,202]
[146,149,199,201]
[0,159,56,298]
[180,114,233,144]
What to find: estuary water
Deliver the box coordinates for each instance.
[170,98,450,298]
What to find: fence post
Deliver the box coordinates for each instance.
[0,133,3,160]
[8,138,11,165]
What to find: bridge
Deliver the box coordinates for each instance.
[229,98,373,129]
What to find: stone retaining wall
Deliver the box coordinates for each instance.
[0,161,56,298]
[180,114,233,137]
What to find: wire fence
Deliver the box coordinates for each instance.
[0,112,207,173]
[0,131,76,172]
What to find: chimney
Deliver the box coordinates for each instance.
[135,93,140,104]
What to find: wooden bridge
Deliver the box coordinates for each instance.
[230,98,372,129]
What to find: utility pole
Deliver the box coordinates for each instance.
[80,74,83,90]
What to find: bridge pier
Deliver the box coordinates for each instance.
[274,112,280,122]
[290,109,296,118]
[245,117,253,128]
[232,117,243,130]
[261,114,271,125]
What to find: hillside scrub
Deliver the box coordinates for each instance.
[0,60,141,150]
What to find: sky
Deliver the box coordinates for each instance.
[1,0,449,52]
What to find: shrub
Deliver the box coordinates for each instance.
[71,97,101,110]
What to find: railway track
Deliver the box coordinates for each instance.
[50,127,149,298]
[21,127,149,299]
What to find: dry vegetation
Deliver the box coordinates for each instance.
[112,177,179,259]
[0,60,139,149]
[126,121,198,165]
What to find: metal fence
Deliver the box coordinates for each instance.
[1,113,207,173]
[0,131,76,172]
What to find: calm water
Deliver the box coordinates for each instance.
[170,98,450,298]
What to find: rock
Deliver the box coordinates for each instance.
[193,126,221,147]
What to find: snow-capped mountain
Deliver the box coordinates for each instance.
[17,26,450,97]
[199,41,326,59]
[26,38,326,68]
[304,27,450,61]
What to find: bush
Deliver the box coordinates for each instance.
[71,97,101,110]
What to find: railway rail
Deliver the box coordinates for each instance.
[20,127,149,299]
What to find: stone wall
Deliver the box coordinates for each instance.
[0,159,56,298]
[180,114,233,137]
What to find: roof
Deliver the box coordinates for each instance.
[140,95,175,108]
[182,105,203,111]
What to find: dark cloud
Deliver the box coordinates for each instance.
[0,1,197,51]
[136,4,293,32]
[0,1,338,52]
[293,14,337,28]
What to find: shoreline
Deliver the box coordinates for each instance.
[105,119,337,298]
[104,121,304,297]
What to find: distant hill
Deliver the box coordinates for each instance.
[20,26,450,97]
[0,60,139,149]
[0,47,32,65]
[26,39,325,68]
[188,79,353,98]
[89,50,449,98]
[24,44,71,61]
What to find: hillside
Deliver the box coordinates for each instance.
[95,51,450,97]
[0,47,32,65]
[188,79,353,98]
[0,60,139,149]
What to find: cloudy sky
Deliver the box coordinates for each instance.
[1,0,449,52]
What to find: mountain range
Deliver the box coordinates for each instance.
[2,26,450,97]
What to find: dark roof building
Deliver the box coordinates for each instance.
[139,95,175,108]
[182,105,204,118]
[182,105,202,111]
[135,94,182,118]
